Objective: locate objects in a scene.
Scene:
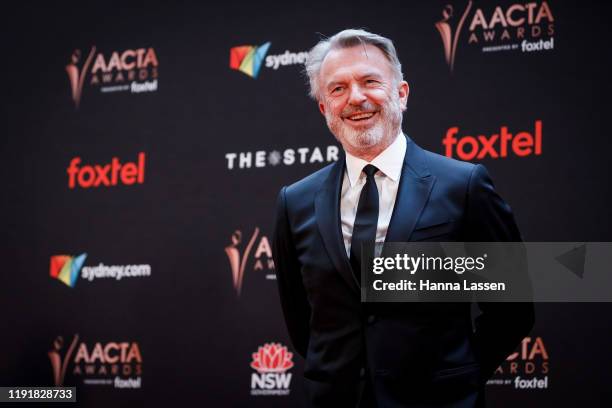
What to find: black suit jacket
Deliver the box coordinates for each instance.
[272,136,534,407]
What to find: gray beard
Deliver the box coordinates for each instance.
[326,97,403,153]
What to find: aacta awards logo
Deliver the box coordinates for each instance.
[229,41,308,79]
[66,46,159,108]
[67,152,146,189]
[49,335,143,389]
[436,1,554,72]
[443,120,542,160]
[488,336,549,390]
[225,228,275,295]
[50,253,152,288]
[250,343,294,396]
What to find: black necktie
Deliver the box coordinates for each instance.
[350,164,379,282]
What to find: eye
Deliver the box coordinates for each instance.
[365,79,380,86]
[330,86,344,95]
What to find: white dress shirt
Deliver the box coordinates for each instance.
[341,132,406,256]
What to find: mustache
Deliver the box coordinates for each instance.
[340,102,380,118]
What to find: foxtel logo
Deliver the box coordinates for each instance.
[67,152,145,189]
[229,42,308,79]
[443,120,542,160]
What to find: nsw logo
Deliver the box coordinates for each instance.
[250,342,294,396]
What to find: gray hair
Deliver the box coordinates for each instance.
[304,29,404,101]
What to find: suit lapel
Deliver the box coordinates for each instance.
[314,137,434,294]
[314,158,361,295]
[385,137,436,242]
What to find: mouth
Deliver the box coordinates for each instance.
[343,111,378,123]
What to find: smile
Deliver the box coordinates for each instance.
[344,111,377,122]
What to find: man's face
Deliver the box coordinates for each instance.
[317,44,409,156]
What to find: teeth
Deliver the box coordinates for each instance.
[348,112,375,120]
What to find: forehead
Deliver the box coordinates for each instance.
[319,44,394,83]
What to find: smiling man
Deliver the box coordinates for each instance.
[272,29,534,408]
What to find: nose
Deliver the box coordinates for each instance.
[347,83,367,106]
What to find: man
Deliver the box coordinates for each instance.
[272,29,534,407]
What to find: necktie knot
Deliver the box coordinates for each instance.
[362,164,378,178]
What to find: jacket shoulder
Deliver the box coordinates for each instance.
[421,148,476,180]
[284,162,337,198]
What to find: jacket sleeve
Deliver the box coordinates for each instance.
[464,164,535,380]
[272,186,311,358]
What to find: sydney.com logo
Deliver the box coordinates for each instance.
[50,253,151,288]
[229,42,308,79]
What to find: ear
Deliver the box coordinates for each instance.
[398,81,409,111]
[318,100,326,116]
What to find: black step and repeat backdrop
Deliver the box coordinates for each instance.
[2,1,611,406]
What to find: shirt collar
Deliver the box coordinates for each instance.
[345,131,406,187]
